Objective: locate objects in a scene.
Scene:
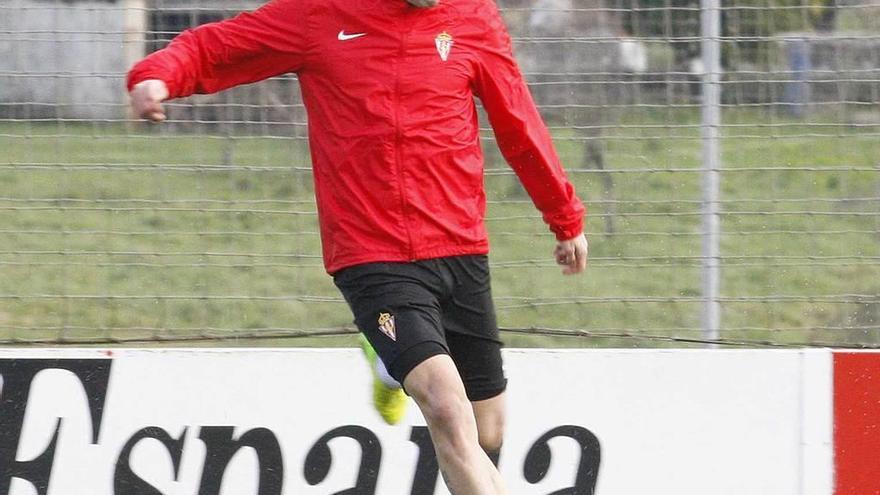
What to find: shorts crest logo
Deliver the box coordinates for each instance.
[378,312,396,341]
[435,32,453,61]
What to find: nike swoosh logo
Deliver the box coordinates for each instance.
[338,30,367,41]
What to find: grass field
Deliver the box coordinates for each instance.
[1,107,878,347]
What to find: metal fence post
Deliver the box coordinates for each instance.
[700,0,722,343]
[123,0,147,122]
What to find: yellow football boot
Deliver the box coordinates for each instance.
[359,334,409,425]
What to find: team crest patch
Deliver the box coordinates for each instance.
[435,32,453,61]
[378,312,396,341]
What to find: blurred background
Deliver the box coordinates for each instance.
[0,0,877,347]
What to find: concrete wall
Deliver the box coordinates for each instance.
[0,0,131,120]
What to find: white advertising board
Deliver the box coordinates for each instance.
[0,349,833,495]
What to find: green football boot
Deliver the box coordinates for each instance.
[359,334,409,425]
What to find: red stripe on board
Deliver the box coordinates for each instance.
[835,352,880,495]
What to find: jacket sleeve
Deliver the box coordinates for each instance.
[471,5,586,241]
[126,0,309,98]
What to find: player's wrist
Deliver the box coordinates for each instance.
[133,79,169,100]
[558,232,585,244]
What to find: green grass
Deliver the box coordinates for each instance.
[1,107,878,347]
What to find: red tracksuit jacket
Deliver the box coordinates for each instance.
[127,0,585,274]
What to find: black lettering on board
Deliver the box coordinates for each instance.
[0,359,111,495]
[197,426,284,495]
[303,425,381,495]
[114,426,187,495]
[523,425,601,495]
[409,425,439,495]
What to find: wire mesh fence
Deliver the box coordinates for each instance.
[0,0,878,347]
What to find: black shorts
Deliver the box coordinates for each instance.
[333,254,507,402]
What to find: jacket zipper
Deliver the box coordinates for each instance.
[393,29,416,261]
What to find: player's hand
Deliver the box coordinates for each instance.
[554,233,588,275]
[129,79,169,122]
[407,0,439,7]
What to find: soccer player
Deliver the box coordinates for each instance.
[127,0,588,492]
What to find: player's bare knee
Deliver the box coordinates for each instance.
[473,394,506,454]
[420,392,471,432]
[476,414,504,458]
[478,426,504,454]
